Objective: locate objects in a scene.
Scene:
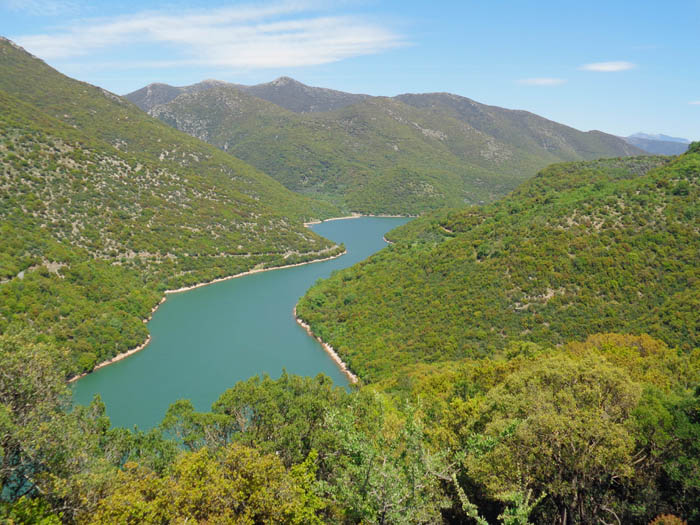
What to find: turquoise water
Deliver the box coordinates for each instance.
[72,217,408,429]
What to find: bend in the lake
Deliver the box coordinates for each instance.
[72,216,408,429]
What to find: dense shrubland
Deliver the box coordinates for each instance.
[1,331,698,523]
[1,38,697,524]
[297,152,697,381]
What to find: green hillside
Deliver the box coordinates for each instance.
[296,149,699,382]
[139,81,644,214]
[2,39,698,525]
[0,38,341,375]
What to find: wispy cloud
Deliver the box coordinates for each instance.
[13,2,405,69]
[1,0,80,15]
[517,77,567,86]
[580,61,636,72]
[690,101,700,105]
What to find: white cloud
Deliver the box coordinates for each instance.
[690,101,700,105]
[517,77,567,86]
[580,61,636,72]
[1,0,80,15]
[13,2,405,69]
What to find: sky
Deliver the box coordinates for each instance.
[1,0,698,140]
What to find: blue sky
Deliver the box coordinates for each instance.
[2,0,698,139]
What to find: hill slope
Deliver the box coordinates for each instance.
[138,81,644,213]
[296,148,699,382]
[0,38,341,375]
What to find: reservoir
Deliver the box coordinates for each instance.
[72,217,409,429]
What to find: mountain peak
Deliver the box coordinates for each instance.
[271,76,301,86]
[0,36,39,59]
[199,79,228,86]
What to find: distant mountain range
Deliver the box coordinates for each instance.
[623,132,691,155]
[126,78,644,214]
[629,132,690,144]
[127,76,370,114]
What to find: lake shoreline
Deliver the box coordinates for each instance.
[293,306,359,384]
[70,213,412,385]
[163,248,346,294]
[304,212,412,227]
[68,247,346,383]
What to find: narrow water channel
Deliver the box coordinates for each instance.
[72,217,409,429]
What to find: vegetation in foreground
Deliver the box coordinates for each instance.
[1,331,698,523]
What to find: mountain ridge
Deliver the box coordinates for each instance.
[131,79,644,214]
[624,132,691,155]
[127,76,370,114]
[629,132,690,144]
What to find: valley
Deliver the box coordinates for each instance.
[127,77,644,214]
[0,10,698,522]
[72,216,407,429]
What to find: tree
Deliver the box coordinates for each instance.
[322,398,449,524]
[463,354,641,524]
[86,443,325,524]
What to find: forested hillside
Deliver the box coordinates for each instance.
[1,34,698,525]
[0,38,341,375]
[131,80,644,214]
[297,149,699,382]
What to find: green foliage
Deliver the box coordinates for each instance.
[0,328,71,500]
[86,444,322,524]
[0,39,342,375]
[210,372,350,466]
[0,329,127,522]
[164,373,449,523]
[498,491,546,525]
[145,84,642,214]
[393,334,700,524]
[320,401,448,524]
[297,152,697,381]
[464,353,641,522]
[0,496,61,524]
[452,478,543,525]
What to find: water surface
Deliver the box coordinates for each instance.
[72,217,408,429]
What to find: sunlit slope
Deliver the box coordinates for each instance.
[297,150,698,382]
[0,38,339,223]
[140,80,644,213]
[0,38,342,376]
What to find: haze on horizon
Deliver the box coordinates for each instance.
[1,0,698,140]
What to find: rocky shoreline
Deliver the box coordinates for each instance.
[68,248,346,383]
[293,306,359,384]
